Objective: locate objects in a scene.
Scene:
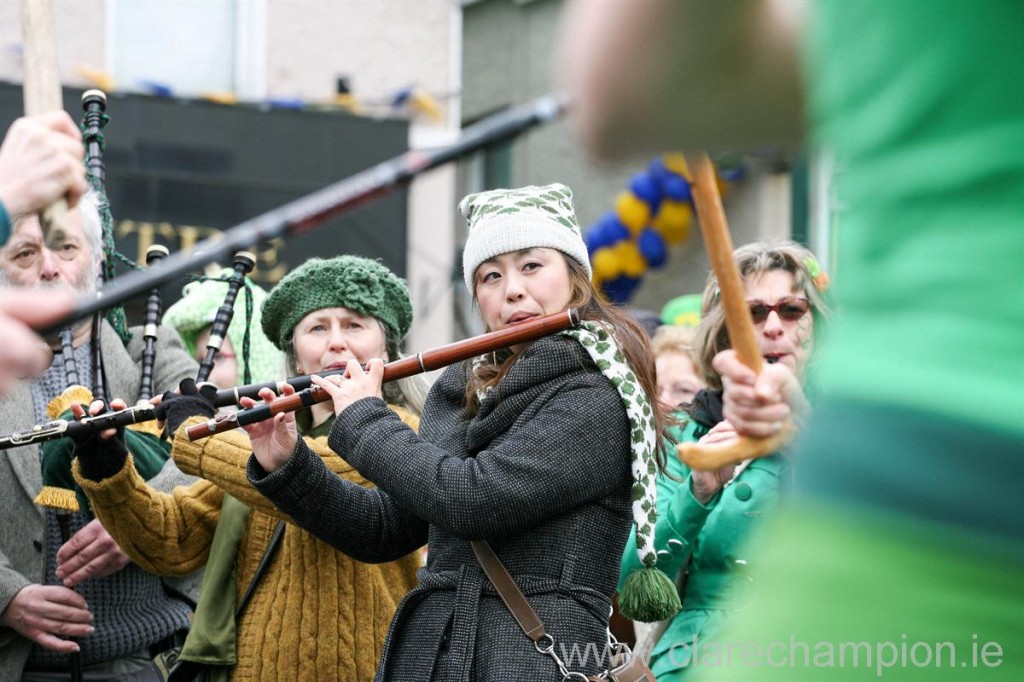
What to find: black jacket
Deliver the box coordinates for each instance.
[250,334,634,680]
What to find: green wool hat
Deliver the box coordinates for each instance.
[261,256,412,350]
[163,269,283,385]
[660,293,702,329]
[460,183,592,290]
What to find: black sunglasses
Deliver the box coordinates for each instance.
[747,297,811,324]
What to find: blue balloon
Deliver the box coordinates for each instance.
[648,157,671,182]
[603,214,630,243]
[629,173,662,210]
[638,229,668,268]
[602,275,642,304]
[585,213,630,252]
[391,86,413,107]
[662,174,692,202]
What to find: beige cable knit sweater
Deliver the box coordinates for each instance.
[74,407,423,681]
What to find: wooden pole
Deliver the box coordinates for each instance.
[21,0,70,244]
[677,154,791,471]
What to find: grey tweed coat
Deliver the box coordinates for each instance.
[250,334,635,680]
[0,322,199,680]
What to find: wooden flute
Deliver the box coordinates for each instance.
[0,309,580,450]
[184,308,582,440]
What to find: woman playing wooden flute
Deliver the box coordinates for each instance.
[68,255,427,680]
[245,184,675,680]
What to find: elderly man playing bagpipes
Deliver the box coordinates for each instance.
[0,187,201,680]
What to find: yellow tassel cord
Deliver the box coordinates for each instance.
[34,486,80,512]
[46,386,94,420]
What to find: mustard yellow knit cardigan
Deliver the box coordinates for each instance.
[74,407,423,681]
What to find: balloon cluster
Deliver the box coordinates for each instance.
[584,154,696,304]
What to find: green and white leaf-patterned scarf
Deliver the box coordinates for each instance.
[563,321,681,622]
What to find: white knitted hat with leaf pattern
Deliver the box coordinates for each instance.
[459,183,592,290]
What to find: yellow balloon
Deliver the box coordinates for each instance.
[615,192,651,235]
[662,153,691,180]
[659,220,692,245]
[653,200,692,228]
[654,201,693,244]
[591,248,621,282]
[616,241,647,278]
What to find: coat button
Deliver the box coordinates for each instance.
[734,482,753,501]
[33,540,43,552]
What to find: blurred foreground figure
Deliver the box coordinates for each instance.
[564,0,1023,679]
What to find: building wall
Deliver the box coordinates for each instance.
[460,0,795,322]
[0,0,106,85]
[265,1,453,106]
[260,0,462,351]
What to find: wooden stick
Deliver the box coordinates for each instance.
[21,0,70,244]
[677,154,790,471]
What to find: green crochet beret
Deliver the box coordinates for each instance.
[262,256,412,350]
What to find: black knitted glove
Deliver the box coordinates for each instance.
[73,402,130,481]
[154,378,218,439]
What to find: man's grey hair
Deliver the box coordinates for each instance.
[76,189,104,260]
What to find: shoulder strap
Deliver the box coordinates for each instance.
[472,540,656,682]
[470,540,546,642]
[236,520,285,618]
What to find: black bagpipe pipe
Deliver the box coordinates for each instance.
[137,244,170,403]
[57,328,79,386]
[83,89,111,404]
[195,251,256,384]
[39,92,569,336]
[82,89,107,183]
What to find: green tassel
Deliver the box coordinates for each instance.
[618,566,681,623]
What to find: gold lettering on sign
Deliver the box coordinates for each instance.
[176,225,223,252]
[116,220,177,257]
[114,219,288,286]
[255,238,288,283]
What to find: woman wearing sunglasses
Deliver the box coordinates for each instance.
[621,241,830,678]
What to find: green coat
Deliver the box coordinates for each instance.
[619,414,789,679]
